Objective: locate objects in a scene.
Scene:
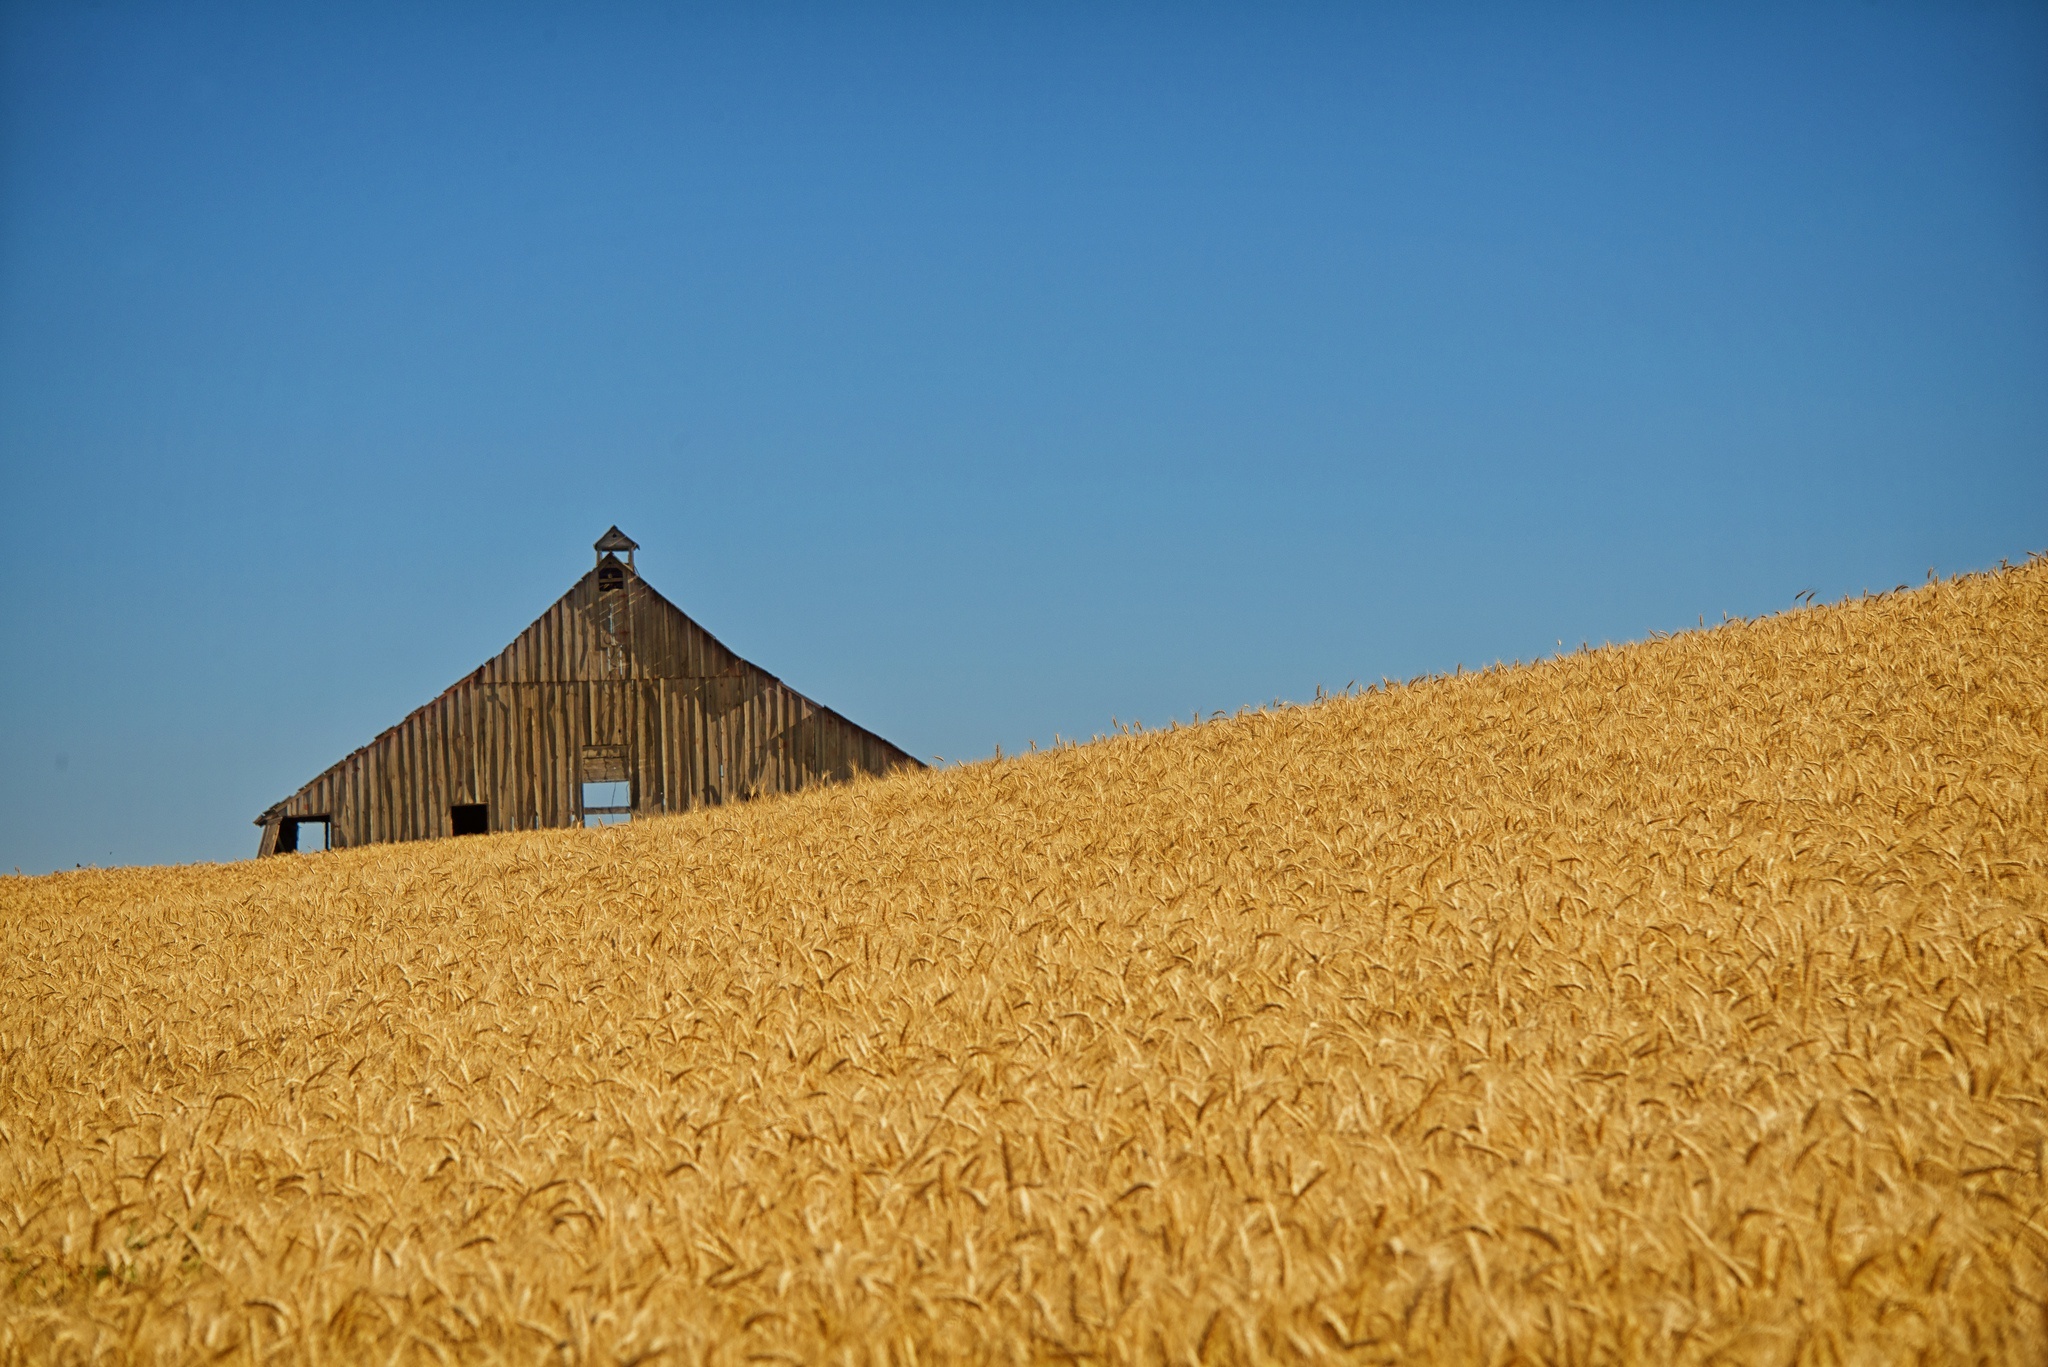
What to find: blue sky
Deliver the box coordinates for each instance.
[2,2,2043,874]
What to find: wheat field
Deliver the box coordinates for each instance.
[4,562,2046,1365]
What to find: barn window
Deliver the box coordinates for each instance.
[280,817,330,853]
[597,564,624,592]
[451,804,488,836]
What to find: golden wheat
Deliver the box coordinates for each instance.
[4,562,2046,1365]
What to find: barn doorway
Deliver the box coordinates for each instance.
[450,804,488,836]
[580,744,632,827]
[278,817,330,853]
[582,782,631,827]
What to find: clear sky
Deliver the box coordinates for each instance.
[2,2,2043,875]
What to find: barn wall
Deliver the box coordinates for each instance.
[259,564,920,852]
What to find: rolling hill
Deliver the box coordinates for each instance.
[4,560,2045,1364]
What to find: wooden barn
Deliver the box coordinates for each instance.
[255,528,922,855]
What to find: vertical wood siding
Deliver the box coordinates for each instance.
[256,564,922,852]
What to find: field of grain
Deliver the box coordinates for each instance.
[4,561,2046,1365]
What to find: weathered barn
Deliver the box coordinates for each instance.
[255,529,922,855]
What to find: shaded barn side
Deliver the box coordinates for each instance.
[255,539,921,854]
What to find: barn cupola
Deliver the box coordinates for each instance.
[595,525,637,573]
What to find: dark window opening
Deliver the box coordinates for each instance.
[279,817,330,853]
[451,804,489,836]
[597,566,624,592]
[582,781,631,828]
